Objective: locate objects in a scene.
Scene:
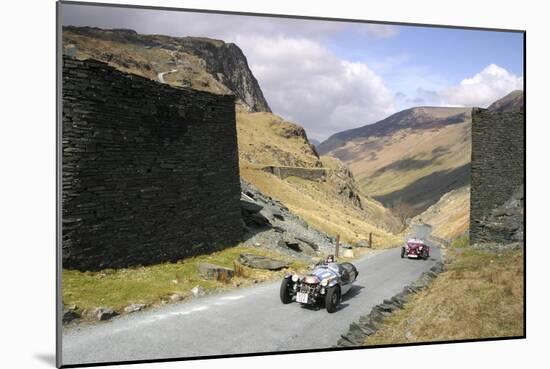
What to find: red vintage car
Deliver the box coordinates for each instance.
[401,238,430,260]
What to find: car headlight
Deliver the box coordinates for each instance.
[291,274,299,282]
[321,279,329,287]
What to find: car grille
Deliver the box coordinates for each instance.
[299,283,318,294]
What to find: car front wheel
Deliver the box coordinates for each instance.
[280,278,293,304]
[422,249,429,260]
[325,285,341,313]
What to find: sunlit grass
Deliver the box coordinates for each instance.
[62,244,308,316]
[364,237,524,344]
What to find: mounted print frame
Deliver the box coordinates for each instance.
[56,1,526,367]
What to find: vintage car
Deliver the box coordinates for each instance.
[401,238,430,260]
[280,256,358,313]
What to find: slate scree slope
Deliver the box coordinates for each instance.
[62,56,242,271]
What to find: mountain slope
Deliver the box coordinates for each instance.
[488,90,524,112]
[63,26,401,246]
[318,107,472,214]
[410,186,470,240]
[63,26,271,112]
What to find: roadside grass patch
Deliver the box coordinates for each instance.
[62,244,308,317]
[364,237,524,345]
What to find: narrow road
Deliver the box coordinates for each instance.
[157,69,178,83]
[62,246,441,366]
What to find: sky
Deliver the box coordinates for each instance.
[62,3,524,141]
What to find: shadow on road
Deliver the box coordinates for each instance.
[296,285,365,313]
[342,284,365,302]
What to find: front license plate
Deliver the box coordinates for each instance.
[296,292,309,303]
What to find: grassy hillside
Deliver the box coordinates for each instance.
[364,237,524,345]
[411,186,470,240]
[319,107,472,215]
[64,28,229,94]
[237,112,321,168]
[241,167,401,247]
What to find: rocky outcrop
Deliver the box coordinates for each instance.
[198,263,235,281]
[325,160,363,209]
[474,185,524,244]
[63,26,271,113]
[180,39,271,113]
[240,179,349,257]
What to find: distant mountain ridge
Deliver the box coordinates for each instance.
[317,106,472,215]
[317,107,471,155]
[317,90,524,217]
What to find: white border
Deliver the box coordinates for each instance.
[1,1,547,368]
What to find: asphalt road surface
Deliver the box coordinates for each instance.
[62,246,441,366]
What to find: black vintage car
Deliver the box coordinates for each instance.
[280,256,358,313]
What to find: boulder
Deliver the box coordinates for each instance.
[198,263,234,281]
[246,212,271,227]
[238,253,289,270]
[277,235,301,252]
[296,237,319,251]
[170,293,184,302]
[62,305,80,324]
[190,285,206,297]
[240,198,263,213]
[124,303,146,313]
[93,307,118,321]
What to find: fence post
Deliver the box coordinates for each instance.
[369,232,372,248]
[335,234,340,258]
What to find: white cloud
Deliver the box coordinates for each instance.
[237,35,396,140]
[440,64,523,107]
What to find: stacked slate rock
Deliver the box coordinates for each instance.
[240,180,348,256]
[62,56,242,271]
[470,108,524,245]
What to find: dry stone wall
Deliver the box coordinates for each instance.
[262,166,327,181]
[62,57,242,271]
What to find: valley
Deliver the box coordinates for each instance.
[60,23,525,362]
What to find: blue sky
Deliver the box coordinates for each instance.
[329,26,524,79]
[62,4,524,140]
[325,24,523,112]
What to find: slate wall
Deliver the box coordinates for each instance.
[62,57,242,270]
[470,108,525,243]
[262,166,327,181]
